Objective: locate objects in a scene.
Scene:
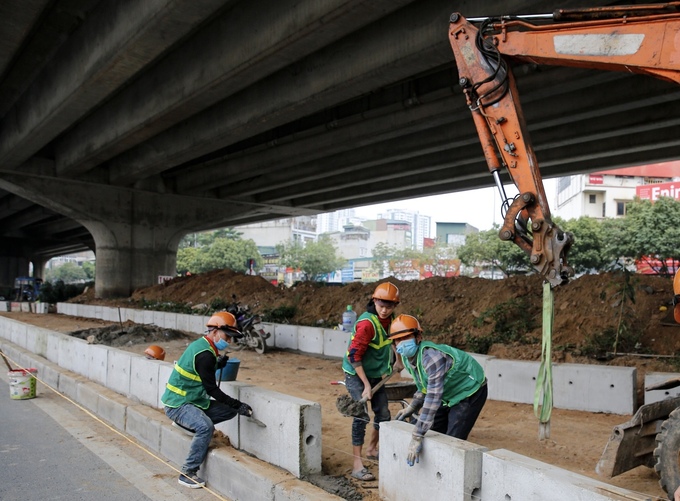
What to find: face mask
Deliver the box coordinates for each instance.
[215,337,229,350]
[396,338,418,358]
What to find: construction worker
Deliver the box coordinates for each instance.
[161,311,253,488]
[389,314,487,467]
[341,281,400,481]
[144,344,165,361]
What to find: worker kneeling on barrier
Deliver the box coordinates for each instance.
[161,311,253,488]
[389,314,487,467]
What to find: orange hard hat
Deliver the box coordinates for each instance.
[372,282,400,303]
[207,311,242,337]
[388,314,422,340]
[144,345,166,361]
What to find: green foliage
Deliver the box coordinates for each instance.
[465,297,536,354]
[44,262,88,283]
[176,236,261,274]
[370,241,460,278]
[561,216,607,274]
[261,305,296,323]
[179,228,243,249]
[209,297,229,311]
[457,226,529,275]
[38,280,90,303]
[606,197,680,275]
[81,261,95,280]
[140,299,197,315]
[277,235,345,281]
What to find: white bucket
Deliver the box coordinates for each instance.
[8,368,37,400]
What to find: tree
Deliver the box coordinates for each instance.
[457,226,529,275]
[277,236,345,281]
[179,228,243,249]
[81,261,95,280]
[608,197,680,275]
[45,262,88,283]
[176,236,261,274]
[562,216,607,274]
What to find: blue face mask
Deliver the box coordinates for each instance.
[396,338,418,358]
[215,337,229,350]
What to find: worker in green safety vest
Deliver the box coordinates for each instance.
[341,281,401,482]
[390,314,487,467]
[161,311,253,489]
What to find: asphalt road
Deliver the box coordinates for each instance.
[0,366,227,501]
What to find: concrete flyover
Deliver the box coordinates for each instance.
[1,0,679,297]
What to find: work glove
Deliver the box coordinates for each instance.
[395,403,417,422]
[237,402,253,417]
[216,354,229,369]
[406,434,423,467]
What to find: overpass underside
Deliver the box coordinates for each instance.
[0,0,678,297]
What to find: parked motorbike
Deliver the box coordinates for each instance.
[225,294,270,354]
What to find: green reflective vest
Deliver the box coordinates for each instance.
[342,311,392,378]
[403,341,485,407]
[161,336,216,409]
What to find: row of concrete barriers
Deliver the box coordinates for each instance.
[52,301,680,413]
[0,312,659,501]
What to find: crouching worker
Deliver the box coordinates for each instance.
[161,312,254,488]
[389,314,487,467]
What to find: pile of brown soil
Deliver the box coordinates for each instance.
[72,270,680,367]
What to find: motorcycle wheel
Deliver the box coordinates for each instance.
[253,330,266,354]
[654,407,680,497]
[230,338,246,351]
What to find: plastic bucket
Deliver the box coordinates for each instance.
[8,368,38,400]
[215,359,240,382]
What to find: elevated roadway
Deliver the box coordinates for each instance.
[1,0,679,296]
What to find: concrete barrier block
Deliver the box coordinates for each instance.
[143,309,155,325]
[274,478,345,501]
[10,301,21,312]
[46,332,61,365]
[203,450,287,501]
[160,422,194,468]
[10,320,27,346]
[481,449,649,500]
[486,358,540,404]
[30,358,60,389]
[20,302,30,312]
[554,363,636,414]
[0,301,9,312]
[77,381,102,413]
[298,326,323,355]
[379,421,486,501]
[237,386,321,477]
[260,322,275,348]
[470,353,495,374]
[86,344,109,385]
[130,356,161,407]
[157,363,173,407]
[275,324,298,351]
[24,325,46,355]
[33,302,49,314]
[214,381,253,449]
[97,389,129,430]
[107,349,132,396]
[322,328,350,359]
[645,372,680,404]
[176,313,192,333]
[58,335,83,373]
[58,372,86,400]
[126,404,162,452]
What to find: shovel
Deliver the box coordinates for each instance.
[336,371,396,417]
[0,349,14,371]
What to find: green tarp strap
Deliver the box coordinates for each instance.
[534,281,554,439]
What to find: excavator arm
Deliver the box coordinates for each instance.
[448,2,680,286]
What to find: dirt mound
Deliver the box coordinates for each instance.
[71,270,680,363]
[68,322,193,347]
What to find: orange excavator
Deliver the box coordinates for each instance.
[448,2,680,287]
[448,3,680,497]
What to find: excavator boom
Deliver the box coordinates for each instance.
[448,3,680,286]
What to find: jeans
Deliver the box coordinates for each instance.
[344,373,390,446]
[165,401,238,473]
[431,381,488,439]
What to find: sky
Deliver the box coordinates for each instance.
[354,179,557,234]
